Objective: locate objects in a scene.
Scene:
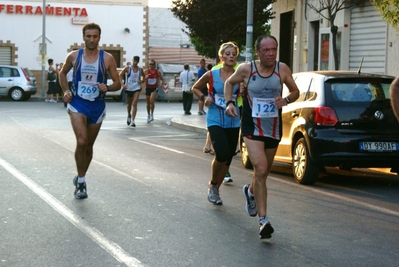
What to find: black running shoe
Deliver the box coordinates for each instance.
[259,222,274,239]
[73,176,88,199]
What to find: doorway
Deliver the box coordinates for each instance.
[279,11,294,70]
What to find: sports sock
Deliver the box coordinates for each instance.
[77,176,85,183]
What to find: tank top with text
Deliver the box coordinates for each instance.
[241,60,283,140]
[72,49,107,102]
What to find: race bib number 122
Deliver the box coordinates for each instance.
[252,97,277,118]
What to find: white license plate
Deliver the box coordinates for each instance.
[360,142,399,152]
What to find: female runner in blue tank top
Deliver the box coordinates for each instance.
[192,41,240,205]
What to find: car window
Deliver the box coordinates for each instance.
[331,81,392,102]
[0,67,11,77]
[293,75,317,102]
[11,68,20,77]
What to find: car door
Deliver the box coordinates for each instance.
[275,74,313,163]
[0,67,14,95]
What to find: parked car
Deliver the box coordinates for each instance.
[156,63,198,102]
[241,71,399,185]
[0,65,37,101]
[106,68,124,101]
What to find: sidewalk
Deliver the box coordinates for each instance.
[171,113,207,134]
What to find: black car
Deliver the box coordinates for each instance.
[241,71,399,185]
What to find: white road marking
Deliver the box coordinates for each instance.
[0,158,145,267]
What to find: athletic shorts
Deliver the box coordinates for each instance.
[67,98,106,124]
[243,135,280,149]
[200,87,208,97]
[145,88,158,96]
[126,90,141,98]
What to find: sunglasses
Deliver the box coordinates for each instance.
[149,63,155,65]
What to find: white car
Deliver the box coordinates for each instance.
[0,65,37,101]
[106,68,124,101]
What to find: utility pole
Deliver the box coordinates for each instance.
[41,0,46,98]
[245,0,253,62]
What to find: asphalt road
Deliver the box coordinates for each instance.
[0,99,398,267]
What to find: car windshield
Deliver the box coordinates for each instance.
[330,80,392,102]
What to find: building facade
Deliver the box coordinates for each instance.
[271,1,399,76]
[0,0,148,69]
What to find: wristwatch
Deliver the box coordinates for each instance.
[285,96,290,104]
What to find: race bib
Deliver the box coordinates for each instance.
[148,78,157,85]
[214,94,236,109]
[252,97,277,118]
[77,81,99,101]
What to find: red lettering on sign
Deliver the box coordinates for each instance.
[0,4,88,16]
[15,5,23,14]
[25,5,32,14]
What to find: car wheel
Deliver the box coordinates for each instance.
[292,138,319,185]
[241,140,253,169]
[10,88,24,101]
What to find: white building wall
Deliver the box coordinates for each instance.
[271,0,399,75]
[148,7,191,48]
[0,0,146,69]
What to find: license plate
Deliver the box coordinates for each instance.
[359,142,399,152]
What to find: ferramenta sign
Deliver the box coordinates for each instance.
[0,4,88,16]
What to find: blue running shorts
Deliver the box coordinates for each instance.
[67,98,106,124]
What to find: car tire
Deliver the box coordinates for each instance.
[23,94,31,101]
[9,88,25,101]
[241,140,253,169]
[292,138,319,185]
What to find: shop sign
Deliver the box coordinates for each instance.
[0,4,88,16]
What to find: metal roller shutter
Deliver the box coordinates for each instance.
[349,3,386,73]
[0,47,12,65]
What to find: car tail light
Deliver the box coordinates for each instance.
[22,68,31,82]
[314,106,338,126]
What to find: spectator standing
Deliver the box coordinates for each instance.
[179,64,195,115]
[197,59,207,115]
[46,58,58,103]
[55,63,63,102]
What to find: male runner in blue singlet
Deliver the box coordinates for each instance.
[59,22,121,199]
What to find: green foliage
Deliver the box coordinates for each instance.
[171,0,274,60]
[371,0,399,31]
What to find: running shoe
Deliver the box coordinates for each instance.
[223,172,233,183]
[147,115,151,123]
[207,183,223,205]
[242,184,257,216]
[259,221,274,239]
[149,115,154,122]
[198,111,206,115]
[130,120,136,127]
[73,176,88,199]
[127,117,131,126]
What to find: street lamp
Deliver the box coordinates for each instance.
[41,0,46,98]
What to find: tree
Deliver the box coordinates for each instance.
[171,0,274,61]
[371,0,399,31]
[303,0,367,70]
